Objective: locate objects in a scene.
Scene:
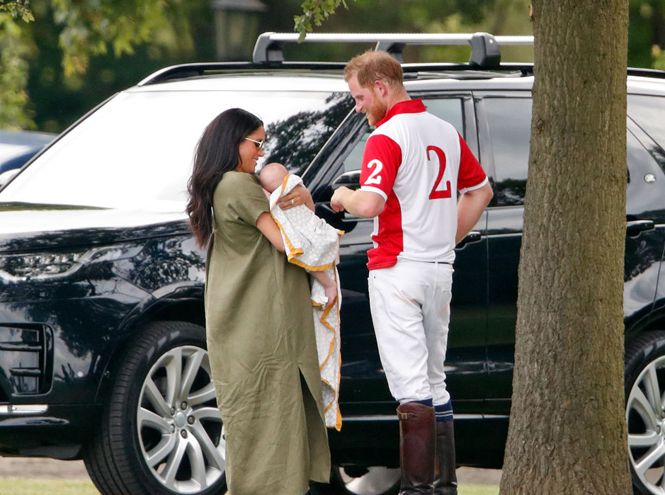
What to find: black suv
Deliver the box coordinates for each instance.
[1,33,665,495]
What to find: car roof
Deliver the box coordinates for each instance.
[126,72,351,93]
[626,76,665,96]
[127,63,665,95]
[124,69,665,98]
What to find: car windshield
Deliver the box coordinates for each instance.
[0,89,352,212]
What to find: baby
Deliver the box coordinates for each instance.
[260,161,344,430]
[259,162,339,307]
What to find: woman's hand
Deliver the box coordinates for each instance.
[277,185,314,211]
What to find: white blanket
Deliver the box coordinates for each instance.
[269,174,343,430]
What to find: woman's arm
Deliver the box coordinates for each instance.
[256,212,285,252]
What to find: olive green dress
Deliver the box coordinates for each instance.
[205,171,330,495]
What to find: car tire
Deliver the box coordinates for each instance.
[329,465,401,495]
[83,321,226,495]
[625,330,665,495]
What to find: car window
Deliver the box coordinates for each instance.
[626,129,665,219]
[628,94,665,168]
[485,97,532,207]
[424,98,464,135]
[486,95,665,215]
[340,97,464,174]
[0,90,350,211]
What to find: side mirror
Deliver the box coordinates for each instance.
[331,170,361,190]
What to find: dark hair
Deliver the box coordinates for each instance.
[186,108,263,248]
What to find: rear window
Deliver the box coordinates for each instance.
[484,97,532,206]
[0,90,351,211]
[628,94,665,167]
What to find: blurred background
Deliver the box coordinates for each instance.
[0,0,663,135]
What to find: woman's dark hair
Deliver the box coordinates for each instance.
[186,108,263,248]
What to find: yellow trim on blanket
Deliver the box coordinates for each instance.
[316,268,342,431]
[269,188,338,271]
[270,212,337,271]
[271,175,343,431]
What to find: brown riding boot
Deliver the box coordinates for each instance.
[397,402,436,495]
[433,420,458,495]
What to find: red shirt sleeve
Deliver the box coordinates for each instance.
[457,133,487,191]
[359,134,402,198]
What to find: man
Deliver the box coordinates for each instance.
[331,51,493,495]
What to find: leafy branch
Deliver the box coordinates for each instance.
[0,0,34,22]
[295,0,354,41]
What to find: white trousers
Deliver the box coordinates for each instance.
[368,259,453,405]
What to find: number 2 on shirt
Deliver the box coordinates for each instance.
[365,159,383,185]
[427,146,452,200]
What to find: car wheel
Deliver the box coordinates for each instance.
[625,330,665,495]
[83,321,225,495]
[330,465,401,495]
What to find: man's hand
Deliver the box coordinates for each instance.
[331,186,352,213]
[456,182,493,244]
[331,186,385,218]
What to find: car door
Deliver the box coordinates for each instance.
[479,93,532,420]
[305,93,489,419]
[481,91,665,416]
[625,94,665,322]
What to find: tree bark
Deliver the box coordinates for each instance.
[499,1,632,494]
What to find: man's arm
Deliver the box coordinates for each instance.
[456,182,493,244]
[331,186,385,218]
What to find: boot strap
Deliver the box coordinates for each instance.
[398,411,417,420]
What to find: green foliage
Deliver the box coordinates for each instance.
[628,0,665,69]
[0,0,205,131]
[48,0,193,77]
[295,0,352,40]
[654,45,665,71]
[0,0,34,22]
[293,0,532,63]
[0,13,35,129]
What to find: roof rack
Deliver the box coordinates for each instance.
[252,32,534,67]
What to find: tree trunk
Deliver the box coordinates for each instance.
[499,1,632,494]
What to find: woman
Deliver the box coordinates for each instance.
[186,108,330,495]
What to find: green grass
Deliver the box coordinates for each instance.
[0,477,99,495]
[460,485,500,495]
[0,478,499,495]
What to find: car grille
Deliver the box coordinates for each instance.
[0,325,51,397]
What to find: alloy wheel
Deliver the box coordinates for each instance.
[137,345,225,494]
[627,354,665,494]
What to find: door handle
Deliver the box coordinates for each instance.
[456,231,482,248]
[626,219,655,237]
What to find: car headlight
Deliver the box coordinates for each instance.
[0,246,142,281]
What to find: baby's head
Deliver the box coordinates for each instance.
[259,162,289,193]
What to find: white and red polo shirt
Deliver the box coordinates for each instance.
[359,99,488,270]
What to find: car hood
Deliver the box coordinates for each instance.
[0,202,190,253]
